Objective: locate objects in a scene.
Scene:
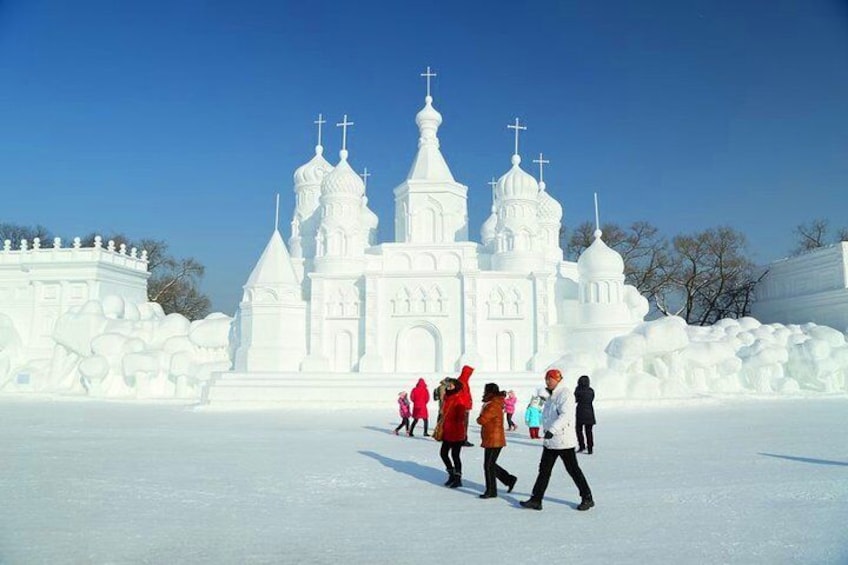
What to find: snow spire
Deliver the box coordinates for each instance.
[594,192,601,237]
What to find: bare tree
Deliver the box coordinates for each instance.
[792,218,830,255]
[0,223,53,245]
[664,227,758,325]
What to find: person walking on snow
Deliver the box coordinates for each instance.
[457,365,475,447]
[439,377,473,488]
[575,375,596,454]
[504,390,518,431]
[524,396,543,439]
[409,378,430,437]
[476,383,517,498]
[394,392,411,435]
[520,369,594,511]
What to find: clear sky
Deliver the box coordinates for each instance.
[2,0,847,314]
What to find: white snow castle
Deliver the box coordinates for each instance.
[214,69,649,400]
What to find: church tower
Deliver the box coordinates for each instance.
[492,119,543,272]
[393,67,469,244]
[313,115,368,275]
[289,114,333,261]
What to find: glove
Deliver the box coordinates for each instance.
[544,431,553,439]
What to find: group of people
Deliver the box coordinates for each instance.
[393,366,597,511]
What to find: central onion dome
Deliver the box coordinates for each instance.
[578,230,625,276]
[415,95,443,147]
[321,150,365,197]
[537,181,563,223]
[497,155,539,200]
[294,145,333,186]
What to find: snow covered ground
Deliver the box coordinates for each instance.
[1,396,847,564]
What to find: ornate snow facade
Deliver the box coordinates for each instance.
[0,236,149,362]
[226,90,649,382]
[752,242,848,332]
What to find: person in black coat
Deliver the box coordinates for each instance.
[574,375,596,454]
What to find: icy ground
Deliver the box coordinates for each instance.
[1,397,847,564]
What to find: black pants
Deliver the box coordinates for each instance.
[576,424,594,450]
[482,447,513,495]
[410,418,429,434]
[530,447,592,502]
[394,417,409,433]
[506,413,515,428]
[440,441,464,474]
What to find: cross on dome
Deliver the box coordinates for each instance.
[507,118,527,158]
[420,66,437,100]
[360,167,371,190]
[336,114,354,159]
[314,113,326,148]
[533,152,550,183]
[487,177,497,190]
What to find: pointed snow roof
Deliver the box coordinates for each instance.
[245,229,300,287]
[406,95,456,182]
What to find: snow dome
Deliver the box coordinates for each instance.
[578,230,625,277]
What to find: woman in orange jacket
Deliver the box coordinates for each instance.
[476,383,517,498]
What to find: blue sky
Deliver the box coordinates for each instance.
[2,0,847,314]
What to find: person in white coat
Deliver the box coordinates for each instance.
[520,368,594,511]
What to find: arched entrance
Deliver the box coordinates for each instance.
[395,323,442,373]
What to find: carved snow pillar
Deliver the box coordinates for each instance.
[301,276,330,372]
[359,273,385,372]
[531,272,556,370]
[459,273,480,370]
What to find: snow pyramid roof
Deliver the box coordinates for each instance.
[578,230,625,276]
[406,95,456,182]
[245,229,300,287]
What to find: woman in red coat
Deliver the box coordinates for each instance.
[439,377,473,488]
[409,378,430,437]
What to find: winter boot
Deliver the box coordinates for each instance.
[443,468,455,486]
[587,448,593,455]
[448,472,463,489]
[505,475,517,493]
[519,498,542,510]
[576,496,595,511]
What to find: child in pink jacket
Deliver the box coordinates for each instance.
[394,392,411,435]
[504,390,518,431]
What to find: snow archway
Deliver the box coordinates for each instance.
[394,323,442,373]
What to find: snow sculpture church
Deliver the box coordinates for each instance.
[226,73,648,380]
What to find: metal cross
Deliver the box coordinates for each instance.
[420,66,437,98]
[487,177,497,191]
[336,114,354,152]
[507,117,527,156]
[360,167,371,190]
[533,152,550,183]
[314,113,326,146]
